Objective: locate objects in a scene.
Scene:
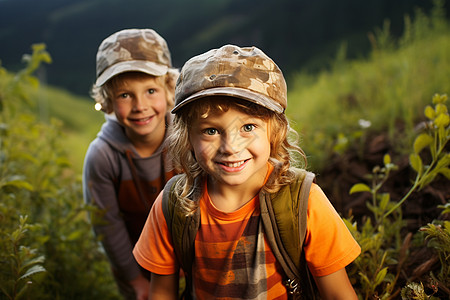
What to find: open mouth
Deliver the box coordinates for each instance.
[130,116,152,123]
[219,159,250,168]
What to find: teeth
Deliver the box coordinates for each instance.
[134,117,150,122]
[224,161,245,168]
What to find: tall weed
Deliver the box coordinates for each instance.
[0,45,120,299]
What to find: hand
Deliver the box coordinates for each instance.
[129,274,150,300]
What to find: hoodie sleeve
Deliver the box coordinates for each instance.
[82,138,141,281]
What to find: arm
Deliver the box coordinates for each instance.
[83,141,141,280]
[313,268,358,300]
[304,184,361,299]
[130,273,150,300]
[149,273,179,300]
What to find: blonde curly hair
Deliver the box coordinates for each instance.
[90,69,179,113]
[166,97,307,215]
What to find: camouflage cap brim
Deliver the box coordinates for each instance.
[173,45,287,115]
[95,28,172,86]
[96,60,169,86]
[171,87,284,114]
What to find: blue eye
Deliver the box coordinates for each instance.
[204,128,218,135]
[148,89,155,94]
[242,124,255,132]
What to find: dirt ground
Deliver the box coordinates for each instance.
[315,131,450,297]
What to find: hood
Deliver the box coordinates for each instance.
[97,114,135,155]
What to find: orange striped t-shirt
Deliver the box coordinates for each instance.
[133,181,361,299]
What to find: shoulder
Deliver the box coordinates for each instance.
[83,137,120,178]
[84,137,115,164]
[308,183,334,211]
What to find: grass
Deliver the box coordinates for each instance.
[32,85,105,174]
[287,20,450,171]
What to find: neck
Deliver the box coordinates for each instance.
[207,176,264,213]
[128,120,166,158]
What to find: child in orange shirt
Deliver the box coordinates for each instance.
[133,44,360,299]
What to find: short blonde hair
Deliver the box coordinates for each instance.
[90,69,179,114]
[166,97,307,215]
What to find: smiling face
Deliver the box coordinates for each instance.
[189,98,271,193]
[110,72,168,146]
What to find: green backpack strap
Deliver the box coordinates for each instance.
[161,175,181,235]
[161,175,199,300]
[260,168,316,299]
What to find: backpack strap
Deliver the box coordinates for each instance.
[161,175,180,234]
[260,169,316,299]
[161,175,199,300]
[298,171,315,251]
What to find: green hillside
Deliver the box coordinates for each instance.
[287,16,450,170]
[40,87,105,174]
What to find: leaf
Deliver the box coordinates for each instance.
[409,154,423,173]
[349,183,371,194]
[379,193,390,210]
[358,272,371,286]
[434,113,449,128]
[25,76,40,88]
[413,133,433,154]
[19,265,46,280]
[0,179,34,191]
[438,168,450,180]
[435,103,448,115]
[374,267,388,287]
[21,255,45,270]
[432,93,446,104]
[424,105,435,120]
[66,230,83,241]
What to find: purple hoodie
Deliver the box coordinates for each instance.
[82,113,175,280]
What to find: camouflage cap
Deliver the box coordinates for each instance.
[95,28,172,86]
[172,44,286,114]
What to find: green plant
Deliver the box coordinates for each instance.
[0,43,51,119]
[401,280,439,300]
[384,93,449,217]
[345,154,404,299]
[345,93,449,299]
[0,216,45,300]
[0,44,120,299]
[416,206,450,296]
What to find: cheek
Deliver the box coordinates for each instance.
[113,103,129,120]
[154,96,168,112]
[192,140,218,162]
[153,90,169,111]
[253,132,271,157]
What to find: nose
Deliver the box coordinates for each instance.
[132,95,148,112]
[219,131,243,155]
